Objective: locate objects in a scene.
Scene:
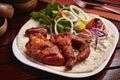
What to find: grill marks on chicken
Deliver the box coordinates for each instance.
[25,27,65,66]
[25,27,90,70]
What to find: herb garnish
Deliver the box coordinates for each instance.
[30,0,69,34]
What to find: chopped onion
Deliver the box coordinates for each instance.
[62,10,78,22]
[89,28,108,49]
[70,5,89,23]
[54,17,74,34]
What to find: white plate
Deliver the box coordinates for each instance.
[12,17,119,78]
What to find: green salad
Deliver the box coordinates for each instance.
[30,0,109,49]
[30,0,89,34]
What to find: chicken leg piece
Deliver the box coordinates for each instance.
[25,27,65,66]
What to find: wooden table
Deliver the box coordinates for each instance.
[0,1,120,80]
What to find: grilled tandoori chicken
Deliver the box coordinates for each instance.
[50,32,90,70]
[25,27,65,66]
[25,27,90,70]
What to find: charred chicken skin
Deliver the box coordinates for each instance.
[50,32,90,70]
[25,27,65,66]
[25,27,90,70]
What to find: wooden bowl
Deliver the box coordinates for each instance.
[0,18,7,36]
[0,2,14,18]
[12,0,38,13]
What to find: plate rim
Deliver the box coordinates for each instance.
[12,17,119,78]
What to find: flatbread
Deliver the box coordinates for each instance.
[17,18,115,73]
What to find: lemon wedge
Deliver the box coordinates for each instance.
[77,20,86,29]
[74,19,86,31]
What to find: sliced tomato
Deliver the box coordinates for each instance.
[86,18,106,30]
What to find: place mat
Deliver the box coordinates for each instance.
[43,0,120,21]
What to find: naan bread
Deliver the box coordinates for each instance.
[17,18,114,73]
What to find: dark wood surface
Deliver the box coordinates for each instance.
[0,1,120,80]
